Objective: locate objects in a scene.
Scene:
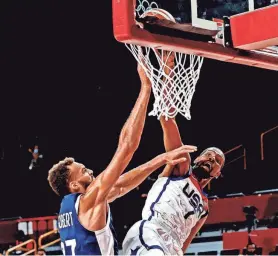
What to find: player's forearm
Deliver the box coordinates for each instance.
[106,86,151,181]
[94,86,151,198]
[118,86,151,150]
[160,117,190,176]
[116,154,168,196]
[107,145,196,202]
[107,154,166,202]
[160,117,183,151]
[182,238,193,253]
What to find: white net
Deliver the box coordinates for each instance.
[136,0,159,17]
[126,45,203,120]
[126,1,204,120]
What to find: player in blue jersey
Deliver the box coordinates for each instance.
[47,64,197,256]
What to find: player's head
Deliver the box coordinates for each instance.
[48,157,95,197]
[192,147,225,180]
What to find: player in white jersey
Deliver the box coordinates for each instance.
[122,115,225,255]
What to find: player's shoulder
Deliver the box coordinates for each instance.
[63,192,81,200]
[157,176,169,181]
[168,167,192,181]
[61,193,82,207]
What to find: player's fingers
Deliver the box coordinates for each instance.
[181,145,197,151]
[179,147,197,154]
[177,145,197,153]
[182,149,197,153]
[169,157,187,165]
[173,148,195,157]
[137,47,147,67]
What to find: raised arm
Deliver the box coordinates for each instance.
[82,65,152,207]
[156,51,192,177]
[160,117,183,151]
[107,145,197,202]
[159,117,191,177]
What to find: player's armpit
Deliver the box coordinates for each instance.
[159,162,191,178]
[158,164,176,178]
[182,216,207,253]
[82,145,135,207]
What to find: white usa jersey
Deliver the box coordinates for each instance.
[122,171,209,255]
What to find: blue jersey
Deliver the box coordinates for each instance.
[58,193,118,255]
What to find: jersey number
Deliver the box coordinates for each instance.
[61,239,76,256]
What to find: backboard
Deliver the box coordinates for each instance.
[112,0,278,70]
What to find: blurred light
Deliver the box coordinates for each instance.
[253,189,278,195]
[226,192,245,197]
[208,195,219,200]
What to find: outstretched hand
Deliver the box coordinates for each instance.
[137,62,151,88]
[164,145,197,165]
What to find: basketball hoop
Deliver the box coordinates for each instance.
[125,1,204,120]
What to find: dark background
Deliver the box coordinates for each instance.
[0,0,277,244]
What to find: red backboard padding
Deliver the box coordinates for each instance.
[230,4,278,50]
[112,0,278,70]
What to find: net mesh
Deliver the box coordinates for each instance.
[136,0,159,17]
[126,0,204,120]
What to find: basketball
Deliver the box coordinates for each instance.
[140,8,176,75]
[140,8,176,23]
